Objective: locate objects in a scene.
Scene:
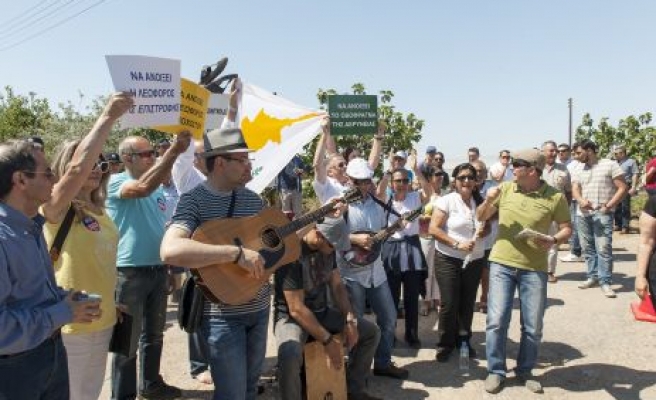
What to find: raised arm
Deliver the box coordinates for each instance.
[367,120,386,170]
[42,93,133,224]
[119,131,191,199]
[313,117,331,185]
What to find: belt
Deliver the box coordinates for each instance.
[0,329,61,359]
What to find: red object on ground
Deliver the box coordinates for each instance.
[631,295,656,323]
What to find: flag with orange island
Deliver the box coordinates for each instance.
[240,83,324,193]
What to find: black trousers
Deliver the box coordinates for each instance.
[434,251,485,349]
[386,270,424,340]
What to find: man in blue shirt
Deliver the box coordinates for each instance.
[106,132,190,400]
[0,140,101,399]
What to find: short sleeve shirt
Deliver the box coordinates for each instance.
[571,159,625,215]
[273,243,336,323]
[489,181,570,272]
[106,171,167,267]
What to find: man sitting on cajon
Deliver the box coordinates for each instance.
[274,216,382,400]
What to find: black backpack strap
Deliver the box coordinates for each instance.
[49,205,76,263]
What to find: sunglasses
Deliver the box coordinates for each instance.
[92,161,110,173]
[456,175,475,182]
[130,150,156,159]
[352,178,372,186]
[392,178,410,184]
[512,161,532,169]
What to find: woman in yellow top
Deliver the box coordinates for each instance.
[42,93,133,400]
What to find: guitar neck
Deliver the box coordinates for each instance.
[277,202,337,237]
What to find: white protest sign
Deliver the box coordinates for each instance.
[204,93,230,133]
[105,55,181,128]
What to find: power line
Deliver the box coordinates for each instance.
[0,0,56,34]
[0,0,109,52]
[0,0,82,41]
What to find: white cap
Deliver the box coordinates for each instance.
[394,150,407,159]
[346,158,373,179]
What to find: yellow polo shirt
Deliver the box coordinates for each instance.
[43,208,118,334]
[489,181,570,272]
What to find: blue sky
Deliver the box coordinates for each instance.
[1,0,654,166]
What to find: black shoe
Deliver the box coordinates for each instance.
[373,363,409,380]
[139,381,182,399]
[435,346,453,362]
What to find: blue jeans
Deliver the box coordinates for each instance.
[577,212,614,285]
[569,201,582,257]
[486,263,547,377]
[613,193,631,230]
[111,267,168,400]
[0,335,69,400]
[201,306,270,400]
[344,279,397,369]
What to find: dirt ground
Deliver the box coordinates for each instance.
[100,230,656,400]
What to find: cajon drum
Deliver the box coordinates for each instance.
[304,334,347,400]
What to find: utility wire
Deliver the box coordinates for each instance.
[0,0,57,34]
[0,0,82,41]
[0,0,108,52]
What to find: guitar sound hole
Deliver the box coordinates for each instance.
[261,228,281,248]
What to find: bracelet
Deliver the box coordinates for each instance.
[233,244,243,264]
[321,333,333,346]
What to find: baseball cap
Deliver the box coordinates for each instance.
[345,158,373,180]
[512,148,546,170]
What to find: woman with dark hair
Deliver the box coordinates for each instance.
[379,151,433,348]
[429,163,488,362]
[41,93,133,400]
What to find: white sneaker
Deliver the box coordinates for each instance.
[601,284,617,298]
[559,253,584,262]
[578,278,598,289]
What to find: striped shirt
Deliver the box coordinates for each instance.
[571,158,624,215]
[170,182,269,316]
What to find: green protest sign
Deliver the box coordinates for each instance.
[327,95,378,136]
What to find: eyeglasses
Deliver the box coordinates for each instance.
[352,179,372,186]
[392,178,410,184]
[22,168,55,179]
[220,156,253,165]
[92,161,110,173]
[130,150,156,159]
[456,175,475,182]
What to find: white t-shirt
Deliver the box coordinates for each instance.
[387,191,422,239]
[434,192,484,260]
[313,176,350,205]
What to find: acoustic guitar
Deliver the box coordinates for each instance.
[342,207,423,268]
[191,189,362,305]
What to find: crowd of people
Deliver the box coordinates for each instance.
[1,78,654,400]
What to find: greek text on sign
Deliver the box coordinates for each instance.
[327,95,378,136]
[106,55,181,128]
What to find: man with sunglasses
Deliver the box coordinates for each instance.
[106,131,191,400]
[274,217,381,400]
[477,148,571,394]
[337,158,409,380]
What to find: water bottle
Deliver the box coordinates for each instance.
[459,341,470,372]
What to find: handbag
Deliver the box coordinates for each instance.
[177,275,205,333]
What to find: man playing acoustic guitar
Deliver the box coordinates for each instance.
[161,127,268,400]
